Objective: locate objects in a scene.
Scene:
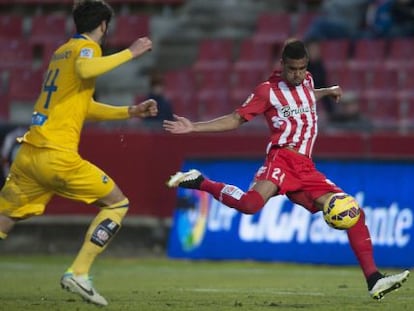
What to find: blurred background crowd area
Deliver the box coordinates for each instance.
[0,0,414,133]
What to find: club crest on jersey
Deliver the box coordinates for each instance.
[80,48,94,58]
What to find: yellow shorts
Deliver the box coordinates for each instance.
[0,143,115,218]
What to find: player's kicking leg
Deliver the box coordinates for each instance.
[60,271,108,306]
[167,169,204,189]
[369,270,410,300]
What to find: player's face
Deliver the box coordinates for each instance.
[281,57,308,86]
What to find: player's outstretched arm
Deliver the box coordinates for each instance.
[86,99,157,121]
[314,85,342,103]
[76,37,152,79]
[163,112,245,134]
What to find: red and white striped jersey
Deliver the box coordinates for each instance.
[236,70,318,157]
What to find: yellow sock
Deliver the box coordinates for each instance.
[69,199,129,276]
[0,231,7,239]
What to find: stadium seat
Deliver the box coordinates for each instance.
[8,68,44,102]
[365,67,400,96]
[194,68,232,117]
[163,68,198,119]
[252,12,291,44]
[361,92,401,129]
[395,69,414,107]
[400,95,414,129]
[197,89,232,120]
[233,38,272,72]
[231,67,267,106]
[386,38,414,70]
[193,39,234,72]
[0,39,33,69]
[326,66,366,94]
[107,14,150,48]
[399,68,414,93]
[29,14,68,46]
[0,14,24,39]
[293,11,318,39]
[195,68,232,91]
[349,39,387,70]
[0,93,9,120]
[319,39,351,69]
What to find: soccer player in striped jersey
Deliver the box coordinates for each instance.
[0,0,157,306]
[165,39,409,300]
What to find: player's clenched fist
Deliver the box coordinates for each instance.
[128,37,152,58]
[128,99,158,118]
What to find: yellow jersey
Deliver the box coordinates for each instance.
[23,34,133,152]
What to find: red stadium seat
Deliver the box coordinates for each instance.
[8,68,44,102]
[0,39,33,69]
[195,68,232,90]
[396,70,414,109]
[365,67,400,96]
[349,39,387,70]
[253,12,291,44]
[163,68,198,119]
[29,14,68,46]
[194,68,232,117]
[193,39,234,72]
[293,12,318,39]
[319,39,351,69]
[0,93,9,120]
[399,68,414,93]
[107,14,150,48]
[386,38,414,70]
[231,67,267,106]
[400,94,414,129]
[0,15,24,39]
[197,89,232,120]
[327,66,366,94]
[233,38,272,72]
[360,92,401,129]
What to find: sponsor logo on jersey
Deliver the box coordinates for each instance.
[281,105,315,118]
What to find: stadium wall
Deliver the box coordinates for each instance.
[43,128,414,218]
[1,127,413,219]
[1,128,414,256]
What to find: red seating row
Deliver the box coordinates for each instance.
[252,11,319,44]
[0,13,151,73]
[320,38,414,70]
[0,13,150,47]
[161,34,414,126]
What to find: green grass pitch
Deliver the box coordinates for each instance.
[0,255,411,311]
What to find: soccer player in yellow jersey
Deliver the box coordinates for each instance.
[0,0,157,306]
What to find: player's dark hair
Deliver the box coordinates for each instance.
[282,39,309,61]
[73,0,114,34]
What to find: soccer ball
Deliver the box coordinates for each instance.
[323,193,361,230]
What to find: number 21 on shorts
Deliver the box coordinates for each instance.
[272,167,285,184]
